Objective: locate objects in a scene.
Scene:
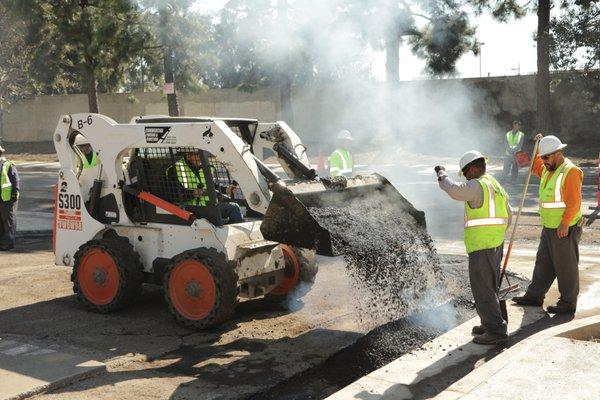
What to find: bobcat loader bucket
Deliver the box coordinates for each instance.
[260,174,425,256]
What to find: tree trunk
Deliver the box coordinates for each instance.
[536,0,551,133]
[278,0,294,125]
[385,34,400,87]
[0,107,4,145]
[163,47,180,117]
[86,68,99,113]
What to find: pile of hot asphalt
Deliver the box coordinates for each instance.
[308,189,465,325]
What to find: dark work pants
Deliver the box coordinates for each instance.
[468,244,507,335]
[0,201,17,249]
[526,225,582,308]
[503,155,518,182]
[219,202,244,224]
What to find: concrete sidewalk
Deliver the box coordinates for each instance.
[439,315,600,400]
[0,337,104,400]
[325,304,549,400]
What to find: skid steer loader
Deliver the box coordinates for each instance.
[53,113,418,329]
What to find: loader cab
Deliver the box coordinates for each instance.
[123,146,251,227]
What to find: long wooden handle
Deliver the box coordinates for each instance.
[501,139,541,276]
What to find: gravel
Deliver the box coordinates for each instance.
[308,188,466,327]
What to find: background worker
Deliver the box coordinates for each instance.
[329,129,353,177]
[436,150,511,345]
[0,144,19,251]
[503,120,525,183]
[168,151,244,224]
[512,134,583,313]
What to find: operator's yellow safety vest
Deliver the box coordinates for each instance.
[168,160,210,206]
[0,160,17,202]
[538,158,582,229]
[505,130,524,155]
[81,152,98,169]
[329,148,353,177]
[464,174,509,254]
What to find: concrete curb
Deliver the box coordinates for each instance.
[438,315,600,398]
[5,363,106,400]
[439,314,600,399]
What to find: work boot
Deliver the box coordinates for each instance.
[472,332,508,346]
[471,325,486,335]
[547,301,576,314]
[511,293,543,306]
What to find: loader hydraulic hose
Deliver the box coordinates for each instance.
[272,143,317,181]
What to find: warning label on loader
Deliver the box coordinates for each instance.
[145,126,175,144]
[57,193,83,231]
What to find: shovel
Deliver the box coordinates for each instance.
[498,138,540,321]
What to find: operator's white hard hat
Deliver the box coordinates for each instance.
[539,135,567,156]
[74,134,90,146]
[459,150,486,175]
[337,129,352,141]
[0,144,4,153]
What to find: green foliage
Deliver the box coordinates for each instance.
[549,0,599,70]
[0,3,35,108]
[340,0,483,78]
[19,0,150,96]
[130,0,219,93]
[410,12,477,75]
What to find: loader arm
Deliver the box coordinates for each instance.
[254,122,313,180]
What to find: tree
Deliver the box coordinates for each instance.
[0,3,34,142]
[537,0,552,133]
[548,0,599,144]
[21,0,150,113]
[342,0,482,86]
[215,0,376,125]
[139,0,218,116]
[549,0,599,71]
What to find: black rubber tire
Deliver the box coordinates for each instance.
[296,248,318,283]
[72,237,144,313]
[163,248,238,329]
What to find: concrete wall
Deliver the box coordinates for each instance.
[2,87,281,142]
[2,75,556,156]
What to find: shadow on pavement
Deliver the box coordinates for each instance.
[0,279,362,399]
[380,311,574,400]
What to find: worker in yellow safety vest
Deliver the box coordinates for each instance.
[0,144,19,251]
[512,134,583,314]
[73,134,98,170]
[329,130,353,177]
[436,150,512,345]
[502,120,525,183]
[167,151,244,223]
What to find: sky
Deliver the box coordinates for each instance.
[194,1,539,81]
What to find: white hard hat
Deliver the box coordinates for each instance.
[74,134,89,146]
[459,150,486,175]
[337,129,352,141]
[539,135,567,156]
[0,144,4,153]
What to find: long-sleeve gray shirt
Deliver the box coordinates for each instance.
[437,170,512,226]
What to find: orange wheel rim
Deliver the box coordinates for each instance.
[78,248,120,305]
[169,259,216,320]
[271,245,300,296]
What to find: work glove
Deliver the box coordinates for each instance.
[10,193,18,203]
[434,166,445,173]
